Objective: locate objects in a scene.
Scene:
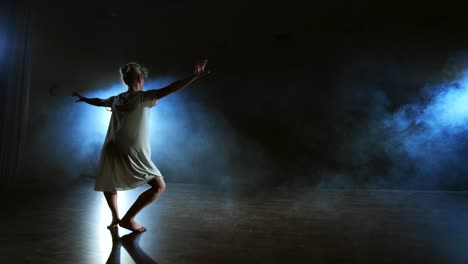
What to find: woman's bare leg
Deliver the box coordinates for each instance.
[104,191,120,229]
[120,177,166,232]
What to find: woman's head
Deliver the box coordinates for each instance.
[120,62,149,90]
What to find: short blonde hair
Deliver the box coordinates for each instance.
[119,62,149,85]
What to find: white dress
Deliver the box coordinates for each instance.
[94,91,162,192]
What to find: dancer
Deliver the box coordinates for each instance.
[73,59,209,232]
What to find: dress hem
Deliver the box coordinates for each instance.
[93,174,164,192]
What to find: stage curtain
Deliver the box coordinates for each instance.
[0,1,31,190]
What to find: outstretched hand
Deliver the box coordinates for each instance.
[194,58,210,78]
[72,91,83,102]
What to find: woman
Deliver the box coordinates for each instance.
[73,59,209,232]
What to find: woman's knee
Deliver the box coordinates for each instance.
[149,177,166,193]
[156,181,166,193]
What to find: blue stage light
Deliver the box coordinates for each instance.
[376,70,468,188]
[425,76,468,129]
[73,78,177,160]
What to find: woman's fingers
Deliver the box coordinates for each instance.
[201,59,208,70]
[197,59,207,68]
[72,91,83,102]
[194,58,209,77]
[199,59,207,68]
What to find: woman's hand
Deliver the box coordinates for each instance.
[72,91,83,102]
[194,58,209,78]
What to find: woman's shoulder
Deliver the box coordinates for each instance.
[114,91,143,100]
[117,91,144,96]
[113,91,146,105]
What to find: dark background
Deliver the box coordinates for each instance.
[5,0,468,190]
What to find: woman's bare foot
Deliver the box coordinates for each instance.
[119,217,147,233]
[107,217,120,229]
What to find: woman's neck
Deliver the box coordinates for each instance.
[127,84,142,93]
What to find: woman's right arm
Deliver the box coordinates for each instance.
[72,91,111,107]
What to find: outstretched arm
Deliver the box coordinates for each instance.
[72,91,111,107]
[142,74,199,101]
[142,59,209,101]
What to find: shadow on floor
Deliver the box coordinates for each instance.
[106,228,157,264]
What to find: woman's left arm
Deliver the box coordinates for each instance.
[143,74,199,101]
[142,59,209,101]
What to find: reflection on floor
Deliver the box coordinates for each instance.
[2,179,468,263]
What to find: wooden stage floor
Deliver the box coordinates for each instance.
[2,179,468,263]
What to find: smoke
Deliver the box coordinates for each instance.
[148,82,273,186]
[22,52,468,190]
[325,54,468,190]
[22,77,272,188]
